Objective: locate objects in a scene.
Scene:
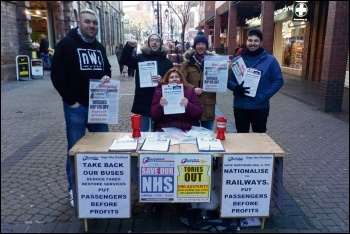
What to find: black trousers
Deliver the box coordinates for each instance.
[118,60,124,74]
[128,67,135,77]
[233,108,269,133]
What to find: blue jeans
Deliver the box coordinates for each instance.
[64,102,109,191]
[41,53,51,70]
[200,120,214,131]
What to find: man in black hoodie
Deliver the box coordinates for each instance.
[51,9,111,208]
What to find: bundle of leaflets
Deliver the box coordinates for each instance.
[196,137,225,152]
[139,138,171,151]
[108,138,138,152]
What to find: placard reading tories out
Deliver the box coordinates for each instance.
[220,154,274,218]
[75,153,131,218]
[139,153,212,203]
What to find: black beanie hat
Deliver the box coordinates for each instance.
[193,31,208,49]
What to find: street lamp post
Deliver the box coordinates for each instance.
[164,8,169,40]
[154,1,160,35]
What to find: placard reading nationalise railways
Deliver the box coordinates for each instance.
[221,154,273,218]
[76,153,131,218]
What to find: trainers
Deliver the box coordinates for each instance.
[69,190,74,208]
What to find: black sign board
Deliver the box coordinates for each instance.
[16,55,31,81]
[293,1,309,22]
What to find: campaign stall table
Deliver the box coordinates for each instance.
[69,132,285,230]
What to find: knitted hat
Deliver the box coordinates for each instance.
[193,31,208,49]
[147,33,162,47]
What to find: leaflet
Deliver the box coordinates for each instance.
[138,61,158,88]
[162,83,185,115]
[242,68,261,97]
[231,57,246,85]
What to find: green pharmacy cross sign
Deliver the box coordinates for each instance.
[293,1,309,22]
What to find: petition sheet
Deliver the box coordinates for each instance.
[162,83,185,115]
[138,61,158,88]
[88,79,120,124]
[203,55,229,92]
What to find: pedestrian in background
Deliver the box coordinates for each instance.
[227,28,284,133]
[39,34,51,70]
[50,9,112,208]
[150,67,202,132]
[120,33,173,132]
[115,43,124,76]
[235,42,246,57]
[180,31,216,130]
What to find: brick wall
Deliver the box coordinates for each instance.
[1,1,19,81]
[320,1,349,112]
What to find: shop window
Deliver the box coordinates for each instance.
[282,21,305,69]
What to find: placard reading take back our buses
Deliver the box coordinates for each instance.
[75,153,131,218]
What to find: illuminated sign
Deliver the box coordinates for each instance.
[293,1,309,22]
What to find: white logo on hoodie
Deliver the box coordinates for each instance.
[77,48,104,70]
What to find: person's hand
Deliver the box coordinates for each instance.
[128,39,138,48]
[160,97,167,107]
[101,75,111,84]
[234,81,250,97]
[151,75,162,83]
[180,97,188,109]
[194,87,203,95]
[69,102,80,108]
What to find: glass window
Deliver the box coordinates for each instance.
[282,21,306,69]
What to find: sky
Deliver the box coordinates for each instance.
[122,1,139,6]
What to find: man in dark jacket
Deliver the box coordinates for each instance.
[39,34,51,70]
[51,9,111,208]
[120,33,173,132]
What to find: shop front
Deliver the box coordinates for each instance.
[243,4,307,76]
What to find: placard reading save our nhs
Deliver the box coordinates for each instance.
[75,153,131,218]
[139,153,212,203]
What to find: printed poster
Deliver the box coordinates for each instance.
[203,55,229,93]
[139,153,212,203]
[88,79,120,124]
[220,154,274,218]
[75,153,131,218]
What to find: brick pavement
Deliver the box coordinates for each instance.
[1,55,348,233]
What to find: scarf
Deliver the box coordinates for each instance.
[246,47,264,57]
[193,52,206,70]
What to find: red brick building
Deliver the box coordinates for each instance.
[199,1,348,112]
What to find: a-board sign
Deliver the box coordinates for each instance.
[75,153,131,218]
[31,59,44,79]
[220,154,274,218]
[16,55,31,81]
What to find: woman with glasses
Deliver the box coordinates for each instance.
[120,34,173,132]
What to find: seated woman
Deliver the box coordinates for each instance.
[150,68,202,132]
